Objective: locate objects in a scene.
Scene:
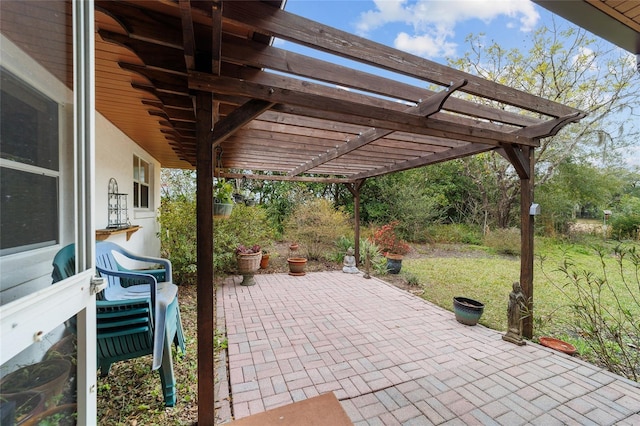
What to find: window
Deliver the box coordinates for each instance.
[133,155,150,209]
[0,69,59,255]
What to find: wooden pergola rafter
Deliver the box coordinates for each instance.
[93,1,586,423]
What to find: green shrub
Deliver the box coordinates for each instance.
[483,227,521,255]
[425,223,482,245]
[610,214,640,240]
[158,198,197,285]
[331,235,386,275]
[159,198,275,278]
[214,204,275,273]
[285,198,352,260]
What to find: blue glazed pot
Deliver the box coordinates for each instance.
[453,297,484,326]
[386,255,402,274]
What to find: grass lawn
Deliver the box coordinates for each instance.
[402,237,640,341]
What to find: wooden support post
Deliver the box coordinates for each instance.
[520,146,535,339]
[196,91,214,425]
[345,180,365,265]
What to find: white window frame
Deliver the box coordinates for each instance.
[133,154,151,210]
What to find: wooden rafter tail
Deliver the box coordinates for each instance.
[515,111,586,139]
[419,79,468,117]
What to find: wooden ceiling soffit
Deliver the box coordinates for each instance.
[351,144,496,180]
[222,35,543,128]
[99,30,186,74]
[189,72,536,147]
[132,84,194,109]
[288,80,467,176]
[222,0,580,118]
[120,62,187,95]
[211,99,275,147]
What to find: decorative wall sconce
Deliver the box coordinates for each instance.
[107,178,130,229]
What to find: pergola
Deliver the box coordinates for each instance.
[92,1,586,422]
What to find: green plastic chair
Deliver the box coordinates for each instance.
[52,243,185,406]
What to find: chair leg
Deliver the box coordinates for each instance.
[158,334,177,407]
[98,361,112,377]
[174,307,186,354]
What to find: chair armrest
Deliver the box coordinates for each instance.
[114,248,173,283]
[96,266,159,308]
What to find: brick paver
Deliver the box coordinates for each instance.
[216,272,640,424]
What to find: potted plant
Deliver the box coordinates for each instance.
[236,244,262,286]
[23,403,76,426]
[287,256,307,276]
[0,390,46,425]
[260,249,270,269]
[0,359,72,405]
[453,297,485,326]
[370,221,410,274]
[213,179,234,218]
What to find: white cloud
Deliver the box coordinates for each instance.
[394,32,457,58]
[355,0,540,58]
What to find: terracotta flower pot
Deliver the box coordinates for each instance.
[287,257,307,276]
[23,403,77,426]
[0,390,46,426]
[539,337,577,355]
[0,359,72,405]
[260,253,270,269]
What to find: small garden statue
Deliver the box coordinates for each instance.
[342,247,360,274]
[502,281,526,346]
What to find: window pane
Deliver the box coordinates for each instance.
[133,156,139,180]
[141,184,149,208]
[133,182,139,208]
[140,159,149,184]
[1,69,59,170]
[0,168,58,255]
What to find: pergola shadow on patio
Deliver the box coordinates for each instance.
[216,271,640,425]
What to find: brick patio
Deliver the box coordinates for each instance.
[215,271,640,425]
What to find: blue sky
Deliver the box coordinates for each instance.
[278,0,639,168]
[283,0,548,61]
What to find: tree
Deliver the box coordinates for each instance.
[449,19,640,227]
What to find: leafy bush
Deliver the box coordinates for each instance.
[371,221,410,255]
[285,198,352,260]
[332,235,387,274]
[542,245,640,381]
[214,204,275,272]
[610,214,640,240]
[158,198,197,285]
[424,223,482,245]
[159,198,275,278]
[483,227,521,255]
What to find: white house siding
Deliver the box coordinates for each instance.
[95,112,162,262]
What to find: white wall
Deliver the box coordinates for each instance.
[95,113,161,259]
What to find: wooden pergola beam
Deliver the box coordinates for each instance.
[212,99,275,147]
[217,171,352,184]
[189,72,537,147]
[220,36,544,128]
[351,143,496,180]
[289,80,468,176]
[222,0,581,118]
